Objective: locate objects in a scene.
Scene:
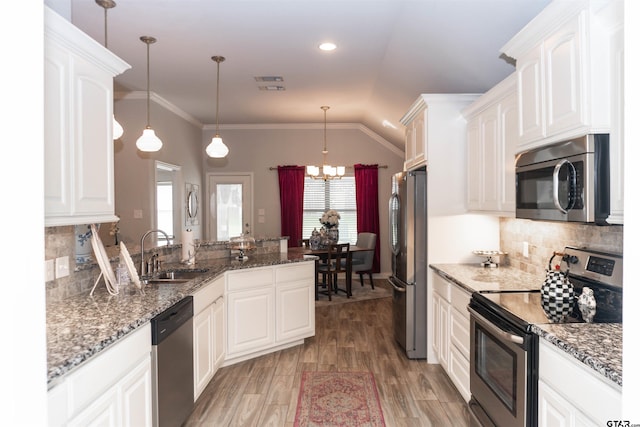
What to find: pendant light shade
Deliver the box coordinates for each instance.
[206,55,229,158]
[112,115,124,139]
[96,0,124,140]
[136,36,162,152]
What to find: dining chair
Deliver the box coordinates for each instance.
[351,232,376,289]
[317,243,350,299]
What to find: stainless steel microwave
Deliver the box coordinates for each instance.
[515,134,610,224]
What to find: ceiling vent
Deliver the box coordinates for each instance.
[254,76,284,82]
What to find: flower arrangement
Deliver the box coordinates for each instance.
[319,209,341,229]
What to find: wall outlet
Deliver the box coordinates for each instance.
[523,241,529,258]
[55,256,70,278]
[45,259,55,282]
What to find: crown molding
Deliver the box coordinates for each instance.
[115,91,204,128]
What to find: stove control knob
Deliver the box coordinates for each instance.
[565,255,579,265]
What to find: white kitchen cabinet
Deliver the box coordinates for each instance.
[501,1,620,153]
[401,105,427,171]
[432,273,471,401]
[192,276,225,401]
[538,339,621,426]
[48,323,152,427]
[463,74,517,215]
[607,7,624,225]
[44,7,130,226]
[225,262,315,365]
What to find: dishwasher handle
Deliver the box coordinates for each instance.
[151,296,194,345]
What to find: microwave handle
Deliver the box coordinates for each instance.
[552,159,577,214]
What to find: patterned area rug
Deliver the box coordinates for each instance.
[315,279,391,306]
[294,371,386,427]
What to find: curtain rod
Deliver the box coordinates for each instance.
[269,165,388,170]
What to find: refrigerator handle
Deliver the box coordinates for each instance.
[387,277,406,292]
[389,193,400,255]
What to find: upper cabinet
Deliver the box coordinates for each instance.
[44,7,130,227]
[463,74,518,216]
[400,97,428,171]
[501,0,622,153]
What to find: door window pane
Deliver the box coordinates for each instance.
[217,183,243,240]
[156,182,173,240]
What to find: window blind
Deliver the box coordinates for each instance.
[302,177,357,244]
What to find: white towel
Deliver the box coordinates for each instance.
[182,229,194,262]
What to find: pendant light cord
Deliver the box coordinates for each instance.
[146,41,150,128]
[216,59,220,135]
[103,7,108,48]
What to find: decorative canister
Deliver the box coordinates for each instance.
[540,252,574,322]
[309,228,321,250]
[327,227,339,244]
[577,286,597,322]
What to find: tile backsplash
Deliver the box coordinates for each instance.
[499,217,623,275]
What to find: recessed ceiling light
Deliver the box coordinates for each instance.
[319,42,337,51]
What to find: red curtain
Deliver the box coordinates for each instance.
[277,165,305,248]
[354,164,380,273]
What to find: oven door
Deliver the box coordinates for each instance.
[469,304,536,427]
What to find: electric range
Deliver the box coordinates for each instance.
[467,246,622,427]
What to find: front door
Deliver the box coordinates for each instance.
[207,173,253,241]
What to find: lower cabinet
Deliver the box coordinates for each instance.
[432,273,471,401]
[538,339,621,426]
[225,262,315,364]
[48,323,153,427]
[193,276,225,401]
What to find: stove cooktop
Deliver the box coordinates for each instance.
[471,247,622,328]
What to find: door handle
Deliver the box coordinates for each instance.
[387,277,409,293]
[552,159,577,214]
[468,307,524,345]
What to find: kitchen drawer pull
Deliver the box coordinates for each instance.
[468,307,524,345]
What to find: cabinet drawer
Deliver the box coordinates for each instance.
[193,276,224,314]
[275,262,314,284]
[449,345,471,402]
[226,267,273,292]
[450,305,470,359]
[433,274,451,301]
[450,285,470,316]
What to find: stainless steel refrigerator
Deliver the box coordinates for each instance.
[388,170,427,359]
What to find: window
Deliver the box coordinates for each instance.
[303,177,357,244]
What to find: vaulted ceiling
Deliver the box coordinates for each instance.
[66,0,551,148]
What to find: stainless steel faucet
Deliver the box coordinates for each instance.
[140,229,170,277]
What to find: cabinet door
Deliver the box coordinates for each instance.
[538,380,573,427]
[479,107,500,211]
[437,296,450,369]
[608,25,624,224]
[449,344,471,402]
[544,14,584,137]
[466,120,481,211]
[517,44,545,147]
[276,281,314,342]
[193,306,214,400]
[67,387,119,427]
[227,288,275,356]
[404,122,416,170]
[413,113,427,167]
[72,55,116,217]
[212,296,226,370]
[500,92,518,213]
[120,356,153,427]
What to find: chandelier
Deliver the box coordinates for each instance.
[306,106,345,180]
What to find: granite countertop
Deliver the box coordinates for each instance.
[429,263,544,293]
[429,263,622,387]
[46,251,312,387]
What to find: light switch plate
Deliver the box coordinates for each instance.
[133,209,143,219]
[55,256,70,278]
[45,259,55,282]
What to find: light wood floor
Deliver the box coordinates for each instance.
[184,293,471,426]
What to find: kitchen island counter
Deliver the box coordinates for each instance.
[46,251,312,386]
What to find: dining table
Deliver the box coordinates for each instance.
[288,245,373,298]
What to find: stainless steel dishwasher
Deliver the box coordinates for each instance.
[151,296,194,427]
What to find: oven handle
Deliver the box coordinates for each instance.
[468,307,524,345]
[552,159,577,214]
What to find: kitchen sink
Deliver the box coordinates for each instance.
[145,269,208,284]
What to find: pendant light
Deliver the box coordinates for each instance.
[306,106,345,181]
[136,36,163,152]
[206,56,230,158]
[95,0,124,139]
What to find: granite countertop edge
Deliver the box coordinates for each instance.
[47,252,311,387]
[428,263,622,387]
